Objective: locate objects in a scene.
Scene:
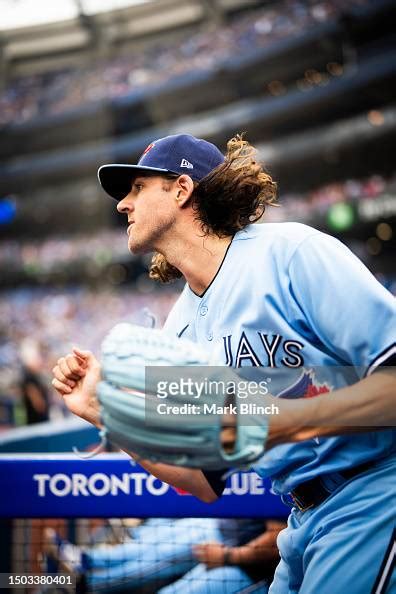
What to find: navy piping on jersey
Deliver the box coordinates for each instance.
[177,324,189,338]
[191,235,235,299]
[370,527,396,594]
[202,469,226,497]
[365,343,396,377]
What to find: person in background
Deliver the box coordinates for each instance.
[159,518,285,594]
[19,338,50,424]
[42,517,285,594]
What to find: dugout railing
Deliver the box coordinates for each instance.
[0,454,288,594]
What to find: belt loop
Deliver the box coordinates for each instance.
[290,492,315,513]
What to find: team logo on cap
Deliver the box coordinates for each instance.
[141,142,155,156]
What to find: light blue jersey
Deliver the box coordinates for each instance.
[163,223,396,494]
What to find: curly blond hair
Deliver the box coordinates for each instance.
[149,134,277,283]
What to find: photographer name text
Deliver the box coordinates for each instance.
[156,402,279,416]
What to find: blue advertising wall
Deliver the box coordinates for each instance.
[0,454,289,519]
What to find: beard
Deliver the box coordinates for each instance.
[127,231,153,255]
[127,218,172,255]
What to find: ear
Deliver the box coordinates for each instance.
[174,175,195,207]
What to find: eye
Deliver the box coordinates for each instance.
[133,183,144,193]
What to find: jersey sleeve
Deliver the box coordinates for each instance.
[202,470,226,497]
[287,232,396,376]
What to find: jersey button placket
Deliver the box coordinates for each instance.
[197,303,212,342]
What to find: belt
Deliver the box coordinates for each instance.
[289,460,374,512]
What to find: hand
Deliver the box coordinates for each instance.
[193,542,229,568]
[52,347,102,428]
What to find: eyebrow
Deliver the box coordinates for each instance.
[131,178,146,189]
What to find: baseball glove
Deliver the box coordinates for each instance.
[97,323,268,470]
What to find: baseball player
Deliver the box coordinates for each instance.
[52,134,396,594]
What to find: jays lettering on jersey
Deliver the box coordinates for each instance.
[163,223,396,494]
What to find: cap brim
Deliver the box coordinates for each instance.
[97,164,172,201]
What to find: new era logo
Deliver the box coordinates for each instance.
[180,159,193,169]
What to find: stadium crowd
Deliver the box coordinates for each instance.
[0,173,392,277]
[0,0,371,125]
[0,229,129,277]
[0,287,178,423]
[267,173,390,221]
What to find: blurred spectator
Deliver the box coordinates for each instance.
[160,519,285,594]
[0,173,393,278]
[19,338,50,424]
[42,517,285,593]
[0,229,129,276]
[0,286,178,425]
[0,0,373,125]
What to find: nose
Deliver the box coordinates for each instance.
[117,193,134,214]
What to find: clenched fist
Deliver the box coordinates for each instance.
[52,347,102,428]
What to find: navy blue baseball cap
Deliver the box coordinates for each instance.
[98,134,225,201]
